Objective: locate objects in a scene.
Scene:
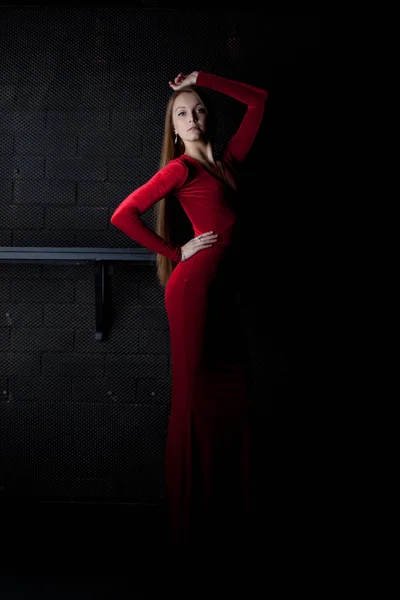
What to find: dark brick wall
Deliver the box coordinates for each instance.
[0,261,170,501]
[0,7,319,503]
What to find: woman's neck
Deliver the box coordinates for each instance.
[183,142,215,166]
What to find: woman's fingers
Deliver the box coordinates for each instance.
[196,232,219,245]
[181,232,219,261]
[168,73,186,88]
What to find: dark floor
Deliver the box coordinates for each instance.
[0,500,256,598]
[0,398,311,598]
[0,500,181,599]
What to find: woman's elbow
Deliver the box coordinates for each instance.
[110,207,123,228]
[110,212,117,226]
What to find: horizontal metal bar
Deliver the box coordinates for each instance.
[0,247,156,263]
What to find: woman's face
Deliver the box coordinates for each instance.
[172,91,208,144]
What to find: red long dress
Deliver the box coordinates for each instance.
[110,71,268,546]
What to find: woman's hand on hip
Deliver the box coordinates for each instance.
[168,71,199,91]
[181,231,219,261]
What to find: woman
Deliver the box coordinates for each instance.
[110,70,268,546]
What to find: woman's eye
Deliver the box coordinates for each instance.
[178,108,204,117]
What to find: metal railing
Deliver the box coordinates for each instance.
[0,247,156,341]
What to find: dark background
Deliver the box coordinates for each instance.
[0,5,320,594]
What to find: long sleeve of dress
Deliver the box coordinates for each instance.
[196,70,268,164]
[110,158,188,262]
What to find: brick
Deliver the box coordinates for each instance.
[13,180,76,204]
[13,230,75,247]
[74,279,95,305]
[0,205,44,229]
[7,376,71,402]
[46,206,108,230]
[80,84,141,110]
[46,110,109,133]
[0,44,18,77]
[41,264,92,280]
[71,377,137,404]
[0,303,43,327]
[11,328,74,352]
[0,280,10,301]
[0,155,45,179]
[105,354,168,379]
[136,377,170,405]
[15,131,77,156]
[76,181,135,206]
[139,329,169,354]
[110,274,140,304]
[0,265,41,278]
[138,276,165,307]
[17,84,81,110]
[0,376,7,400]
[42,353,105,377]
[0,352,41,376]
[131,405,169,497]
[0,85,16,107]
[0,329,10,351]
[0,110,46,133]
[74,328,139,354]
[0,231,11,245]
[74,230,136,248]
[78,130,140,158]
[11,279,75,304]
[110,111,142,130]
[0,179,12,202]
[44,304,94,330]
[107,157,153,183]
[0,131,13,153]
[45,156,107,181]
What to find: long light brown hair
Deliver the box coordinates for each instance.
[155,84,215,287]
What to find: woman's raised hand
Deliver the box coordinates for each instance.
[181,231,219,261]
[168,71,199,91]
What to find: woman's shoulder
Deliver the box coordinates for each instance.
[163,155,188,169]
[168,155,192,168]
[166,155,196,178]
[159,155,193,188]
